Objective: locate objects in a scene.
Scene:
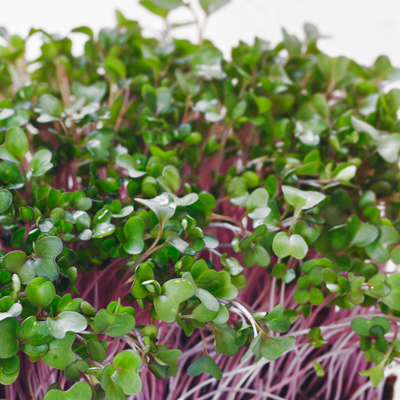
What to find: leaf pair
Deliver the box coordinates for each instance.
[154,279,195,323]
[273,232,308,260]
[101,351,142,397]
[3,236,63,284]
[188,355,222,380]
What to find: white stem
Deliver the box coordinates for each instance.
[230,307,248,326]
[208,222,242,232]
[210,248,222,257]
[232,301,259,338]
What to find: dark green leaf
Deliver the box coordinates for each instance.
[0,127,28,164]
[187,354,222,379]
[43,382,92,400]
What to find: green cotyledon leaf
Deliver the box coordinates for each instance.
[123,216,145,255]
[187,354,222,379]
[25,277,55,308]
[30,149,53,177]
[272,232,308,260]
[18,316,53,346]
[112,350,142,395]
[359,363,385,388]
[154,279,195,323]
[0,298,22,322]
[101,365,125,400]
[347,215,379,247]
[0,318,19,359]
[135,193,176,228]
[43,382,92,400]
[381,273,400,310]
[282,186,325,211]
[40,332,77,370]
[31,236,63,281]
[213,324,239,356]
[260,335,296,360]
[3,250,36,285]
[0,355,20,385]
[0,127,29,164]
[93,309,135,337]
[47,311,87,339]
[0,189,12,213]
[157,165,181,193]
[38,94,63,120]
[116,154,147,178]
[64,360,90,382]
[130,262,155,299]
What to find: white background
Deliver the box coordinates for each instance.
[0,0,399,66]
[1,0,400,397]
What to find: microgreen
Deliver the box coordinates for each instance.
[0,1,400,399]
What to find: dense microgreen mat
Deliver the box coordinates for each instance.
[1,1,400,399]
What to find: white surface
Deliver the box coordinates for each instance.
[0,0,399,67]
[1,0,400,398]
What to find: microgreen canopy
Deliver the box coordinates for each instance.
[0,1,400,399]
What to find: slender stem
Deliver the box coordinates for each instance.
[115,80,133,132]
[55,58,71,107]
[270,277,277,312]
[210,213,249,235]
[126,230,166,283]
[232,301,258,338]
[81,258,125,298]
[27,370,38,400]
[200,329,208,355]
[288,207,301,235]
[22,222,30,250]
[81,374,93,387]
[59,119,69,137]
[215,126,232,177]
[76,334,86,342]
[133,327,146,351]
[280,282,286,306]
[182,95,192,123]
[20,161,31,199]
